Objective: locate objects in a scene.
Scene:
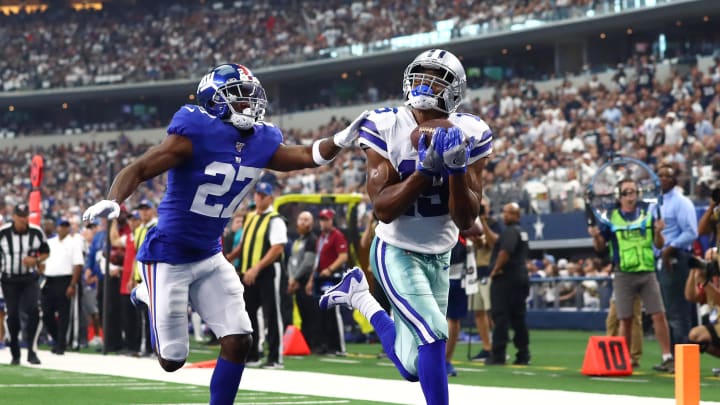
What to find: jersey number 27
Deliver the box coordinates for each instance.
[190,161,261,218]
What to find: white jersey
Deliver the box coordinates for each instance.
[358,106,493,254]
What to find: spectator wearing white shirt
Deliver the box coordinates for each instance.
[41,217,84,355]
[663,111,685,145]
[560,127,584,154]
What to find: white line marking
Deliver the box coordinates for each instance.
[589,377,650,383]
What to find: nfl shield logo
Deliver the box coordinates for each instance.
[235,142,244,153]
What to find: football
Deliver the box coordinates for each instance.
[410,118,454,150]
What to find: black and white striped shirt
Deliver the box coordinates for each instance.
[0,222,50,277]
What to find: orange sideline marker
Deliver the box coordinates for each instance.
[581,336,632,376]
[675,344,700,405]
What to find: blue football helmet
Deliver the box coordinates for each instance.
[402,49,467,114]
[196,63,267,130]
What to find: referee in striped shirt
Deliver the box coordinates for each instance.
[0,203,49,365]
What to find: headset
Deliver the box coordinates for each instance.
[613,178,643,201]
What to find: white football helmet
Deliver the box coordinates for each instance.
[402,49,467,114]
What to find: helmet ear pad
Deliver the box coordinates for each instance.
[208,100,229,119]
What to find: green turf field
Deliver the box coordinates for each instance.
[189,329,720,400]
[1,330,719,404]
[0,367,389,405]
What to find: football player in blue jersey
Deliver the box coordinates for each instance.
[319,49,492,405]
[82,63,367,405]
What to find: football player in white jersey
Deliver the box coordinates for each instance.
[320,49,492,405]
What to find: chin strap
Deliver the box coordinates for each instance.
[228,113,255,130]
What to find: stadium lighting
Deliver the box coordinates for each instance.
[8,106,15,112]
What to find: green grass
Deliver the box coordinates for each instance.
[0,366,387,405]
[3,329,720,404]
[189,329,720,401]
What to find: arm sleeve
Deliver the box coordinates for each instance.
[357,113,390,159]
[268,216,288,246]
[72,239,85,266]
[298,251,317,278]
[669,200,699,249]
[454,113,493,165]
[334,230,349,254]
[85,238,97,270]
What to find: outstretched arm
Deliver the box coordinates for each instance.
[84,135,192,222]
[266,138,339,171]
[107,135,192,202]
[365,148,431,223]
[267,110,369,172]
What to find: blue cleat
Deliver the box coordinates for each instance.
[319,267,368,310]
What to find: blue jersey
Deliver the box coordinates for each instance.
[137,105,282,264]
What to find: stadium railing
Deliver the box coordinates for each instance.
[526,276,613,330]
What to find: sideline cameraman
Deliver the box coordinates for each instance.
[684,250,720,357]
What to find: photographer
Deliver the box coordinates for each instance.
[684,250,720,357]
[588,178,674,372]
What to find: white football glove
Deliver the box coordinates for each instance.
[82,200,121,222]
[333,110,371,148]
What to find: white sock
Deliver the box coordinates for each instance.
[134,284,149,304]
[351,290,384,320]
[662,353,673,361]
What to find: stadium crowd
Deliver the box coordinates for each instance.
[1,0,610,92]
[3,52,720,220]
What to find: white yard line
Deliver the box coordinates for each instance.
[3,350,718,405]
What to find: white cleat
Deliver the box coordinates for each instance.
[319,267,368,310]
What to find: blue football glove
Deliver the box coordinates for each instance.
[416,127,445,176]
[442,127,471,175]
